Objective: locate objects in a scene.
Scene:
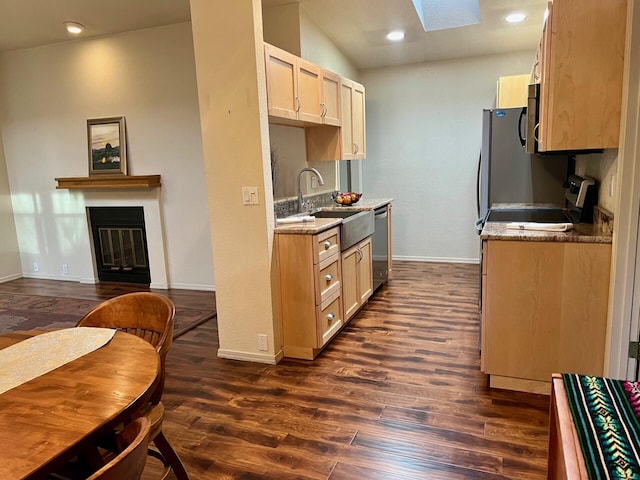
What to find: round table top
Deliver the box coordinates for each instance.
[0,329,160,479]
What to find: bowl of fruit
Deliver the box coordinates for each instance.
[335,192,362,206]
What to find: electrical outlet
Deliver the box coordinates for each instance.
[258,334,268,351]
[32,262,39,272]
[311,177,318,188]
[62,264,69,275]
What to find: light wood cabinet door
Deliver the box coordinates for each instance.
[340,78,367,160]
[340,79,354,160]
[297,59,322,124]
[321,70,341,126]
[352,82,366,159]
[482,240,611,385]
[496,75,530,108]
[341,245,359,320]
[537,0,626,151]
[341,236,373,321]
[264,43,298,121]
[357,238,373,303]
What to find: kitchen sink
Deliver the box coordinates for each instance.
[311,209,374,250]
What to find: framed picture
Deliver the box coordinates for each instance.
[87,116,127,175]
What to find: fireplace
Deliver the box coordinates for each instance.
[87,206,151,284]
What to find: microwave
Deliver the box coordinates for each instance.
[525,83,540,154]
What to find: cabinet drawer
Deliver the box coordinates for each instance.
[314,227,340,264]
[316,291,343,347]
[315,256,341,305]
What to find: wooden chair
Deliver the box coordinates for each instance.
[86,417,151,480]
[77,292,190,480]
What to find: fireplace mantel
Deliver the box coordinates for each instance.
[55,175,161,190]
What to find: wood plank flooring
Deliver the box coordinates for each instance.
[1,262,550,479]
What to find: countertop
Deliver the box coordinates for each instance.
[318,197,393,211]
[274,198,393,235]
[481,203,612,243]
[480,222,612,243]
[274,217,341,235]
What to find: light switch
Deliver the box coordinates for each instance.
[242,187,259,205]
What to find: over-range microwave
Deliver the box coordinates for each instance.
[524,82,540,154]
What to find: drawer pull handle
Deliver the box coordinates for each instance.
[324,241,332,249]
[327,313,335,321]
[325,274,333,282]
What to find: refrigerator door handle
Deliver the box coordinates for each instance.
[475,151,483,233]
[518,107,527,147]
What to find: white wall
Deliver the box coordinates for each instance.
[361,51,534,263]
[575,150,618,214]
[299,7,359,80]
[0,22,215,290]
[0,126,21,281]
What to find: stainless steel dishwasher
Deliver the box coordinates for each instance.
[371,205,389,291]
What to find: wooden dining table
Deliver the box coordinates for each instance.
[0,329,160,480]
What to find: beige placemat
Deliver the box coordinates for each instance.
[0,327,116,394]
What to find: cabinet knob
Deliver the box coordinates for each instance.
[327,312,335,321]
[353,143,359,154]
[295,96,301,113]
[325,274,333,282]
[324,241,332,249]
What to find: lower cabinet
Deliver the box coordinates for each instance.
[276,227,345,360]
[342,237,373,321]
[482,240,611,394]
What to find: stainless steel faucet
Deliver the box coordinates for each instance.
[297,167,325,213]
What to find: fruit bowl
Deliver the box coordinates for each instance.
[334,192,362,206]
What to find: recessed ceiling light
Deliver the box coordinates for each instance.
[386,30,406,41]
[64,21,85,35]
[505,12,527,23]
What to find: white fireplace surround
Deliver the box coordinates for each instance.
[83,190,169,289]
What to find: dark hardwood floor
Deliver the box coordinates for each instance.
[1,262,550,479]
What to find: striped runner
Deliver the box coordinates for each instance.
[563,373,640,479]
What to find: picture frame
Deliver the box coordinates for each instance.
[87,116,127,176]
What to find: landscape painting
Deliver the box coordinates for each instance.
[87,116,127,175]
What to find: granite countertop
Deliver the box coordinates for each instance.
[481,222,612,243]
[481,202,613,244]
[319,197,393,211]
[274,217,341,235]
[274,198,393,235]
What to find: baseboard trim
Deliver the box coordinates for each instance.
[393,255,479,265]
[168,282,215,292]
[0,273,22,283]
[217,348,281,365]
[22,273,79,282]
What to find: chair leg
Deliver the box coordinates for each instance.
[152,430,190,480]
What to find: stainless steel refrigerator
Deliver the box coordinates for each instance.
[476,107,568,227]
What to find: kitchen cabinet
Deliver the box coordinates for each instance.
[340,78,366,160]
[534,0,626,152]
[276,227,345,360]
[264,43,322,124]
[496,75,530,108]
[264,42,341,127]
[342,236,373,321]
[481,240,611,394]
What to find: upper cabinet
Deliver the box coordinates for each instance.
[341,78,366,160]
[264,42,366,161]
[265,43,341,127]
[496,75,530,108]
[535,0,627,152]
[320,71,341,127]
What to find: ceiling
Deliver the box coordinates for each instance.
[0,0,547,69]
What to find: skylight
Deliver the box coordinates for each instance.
[411,0,481,32]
